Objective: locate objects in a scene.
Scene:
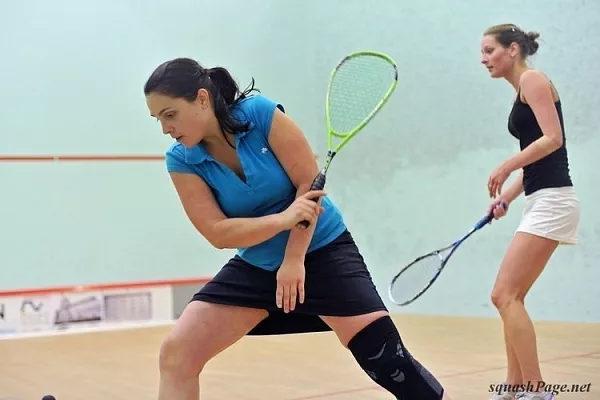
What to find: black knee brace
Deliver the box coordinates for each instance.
[347,316,444,400]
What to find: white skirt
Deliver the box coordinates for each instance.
[516,186,581,245]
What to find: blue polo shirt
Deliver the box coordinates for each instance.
[164,94,347,271]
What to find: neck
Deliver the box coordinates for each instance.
[506,62,529,90]
[202,115,230,147]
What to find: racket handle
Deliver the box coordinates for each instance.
[475,214,494,230]
[296,172,326,229]
[475,200,507,230]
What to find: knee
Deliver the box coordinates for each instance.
[347,316,444,399]
[159,331,207,378]
[491,285,523,311]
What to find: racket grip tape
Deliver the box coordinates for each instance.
[297,172,326,229]
[475,200,507,230]
[308,172,326,196]
[476,214,494,230]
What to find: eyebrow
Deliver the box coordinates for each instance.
[150,107,172,118]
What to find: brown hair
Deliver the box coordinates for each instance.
[484,24,540,59]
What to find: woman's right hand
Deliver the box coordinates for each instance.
[488,198,509,220]
[279,190,326,229]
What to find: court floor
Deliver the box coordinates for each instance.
[1,313,598,400]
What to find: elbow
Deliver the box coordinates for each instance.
[194,220,230,249]
[206,226,239,249]
[539,134,562,152]
[553,136,564,149]
[548,133,563,149]
[209,239,227,249]
[207,234,230,250]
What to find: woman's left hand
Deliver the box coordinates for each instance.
[276,260,305,313]
[488,162,511,198]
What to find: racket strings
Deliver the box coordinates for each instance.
[327,55,397,135]
[389,253,443,305]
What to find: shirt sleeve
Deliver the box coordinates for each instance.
[247,94,285,141]
[165,144,196,174]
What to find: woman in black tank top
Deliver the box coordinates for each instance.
[479,24,580,400]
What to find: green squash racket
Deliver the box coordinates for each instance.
[298,51,398,228]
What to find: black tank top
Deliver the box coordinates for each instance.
[507,88,573,196]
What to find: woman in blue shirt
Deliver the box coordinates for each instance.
[144,57,448,400]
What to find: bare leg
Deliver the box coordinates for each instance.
[504,327,524,385]
[158,301,268,400]
[321,310,386,348]
[491,232,558,389]
[503,256,543,388]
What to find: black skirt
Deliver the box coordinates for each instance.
[191,230,388,335]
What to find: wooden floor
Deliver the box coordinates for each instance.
[0,314,598,400]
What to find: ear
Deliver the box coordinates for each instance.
[509,42,520,58]
[196,88,211,108]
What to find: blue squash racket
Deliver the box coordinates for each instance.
[388,202,506,306]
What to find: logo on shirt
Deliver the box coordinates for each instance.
[261,147,268,154]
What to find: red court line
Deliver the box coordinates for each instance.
[0,277,211,298]
[286,350,600,400]
[0,154,164,162]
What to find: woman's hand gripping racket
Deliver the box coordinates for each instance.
[297,51,398,229]
[388,201,506,306]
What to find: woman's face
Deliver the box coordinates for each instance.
[480,34,517,79]
[146,89,212,148]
